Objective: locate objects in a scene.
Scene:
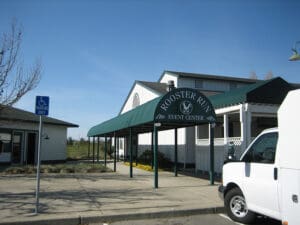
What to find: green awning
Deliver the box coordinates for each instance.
[209,77,292,109]
[88,88,216,137]
[88,97,162,137]
[88,77,292,137]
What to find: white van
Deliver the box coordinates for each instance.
[219,89,300,225]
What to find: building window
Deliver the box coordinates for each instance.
[12,132,23,164]
[195,80,203,89]
[0,133,12,153]
[132,93,140,108]
[197,124,209,139]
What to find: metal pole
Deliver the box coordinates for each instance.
[114,133,116,172]
[129,128,133,178]
[92,137,95,164]
[151,131,154,169]
[88,137,90,158]
[209,123,215,185]
[153,125,158,188]
[35,115,42,214]
[174,128,178,177]
[116,137,119,161]
[97,137,100,162]
[135,135,138,166]
[104,136,107,167]
[110,137,112,160]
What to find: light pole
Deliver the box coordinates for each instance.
[289,41,300,61]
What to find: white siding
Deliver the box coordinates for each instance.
[0,120,68,162]
[195,144,226,174]
[138,128,185,145]
[203,80,230,92]
[178,77,251,93]
[41,125,67,161]
[137,128,196,164]
[177,78,195,88]
[121,83,160,114]
[0,120,38,130]
[159,72,178,87]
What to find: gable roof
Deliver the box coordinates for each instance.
[118,80,167,115]
[137,81,168,95]
[0,106,78,127]
[159,70,259,84]
[209,77,293,109]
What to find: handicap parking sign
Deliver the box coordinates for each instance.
[35,96,49,116]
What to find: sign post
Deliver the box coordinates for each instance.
[35,96,49,214]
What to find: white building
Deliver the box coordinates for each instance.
[116,71,297,174]
[0,105,78,164]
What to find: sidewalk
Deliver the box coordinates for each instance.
[0,162,224,225]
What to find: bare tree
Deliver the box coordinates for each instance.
[249,71,258,80]
[0,20,41,108]
[264,71,274,80]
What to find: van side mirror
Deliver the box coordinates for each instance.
[224,142,239,163]
[227,142,236,160]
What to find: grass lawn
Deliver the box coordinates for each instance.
[67,141,113,160]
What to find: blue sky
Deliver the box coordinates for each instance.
[1,0,300,139]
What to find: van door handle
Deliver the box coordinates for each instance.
[274,167,278,180]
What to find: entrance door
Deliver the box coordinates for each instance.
[12,132,23,164]
[27,133,37,165]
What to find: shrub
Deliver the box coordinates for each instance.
[138,150,172,169]
[1,163,110,174]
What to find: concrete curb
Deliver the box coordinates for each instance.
[2,207,225,225]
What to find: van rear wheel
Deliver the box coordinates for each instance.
[224,187,256,224]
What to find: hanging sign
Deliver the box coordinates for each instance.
[154,88,216,123]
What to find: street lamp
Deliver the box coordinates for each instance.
[289,41,300,61]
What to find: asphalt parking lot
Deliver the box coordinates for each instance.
[90,213,281,225]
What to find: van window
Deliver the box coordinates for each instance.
[242,132,278,164]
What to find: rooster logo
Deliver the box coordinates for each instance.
[180,100,193,115]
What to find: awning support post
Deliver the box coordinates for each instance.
[116,137,119,161]
[129,128,133,178]
[92,137,95,164]
[135,136,138,166]
[114,133,116,172]
[97,136,100,162]
[209,123,215,185]
[88,137,90,158]
[151,131,154,169]
[104,136,107,167]
[153,124,158,189]
[174,128,178,177]
[110,137,112,160]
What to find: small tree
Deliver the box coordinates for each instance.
[79,137,86,144]
[67,137,74,145]
[0,20,41,108]
[264,71,274,80]
[249,71,258,80]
